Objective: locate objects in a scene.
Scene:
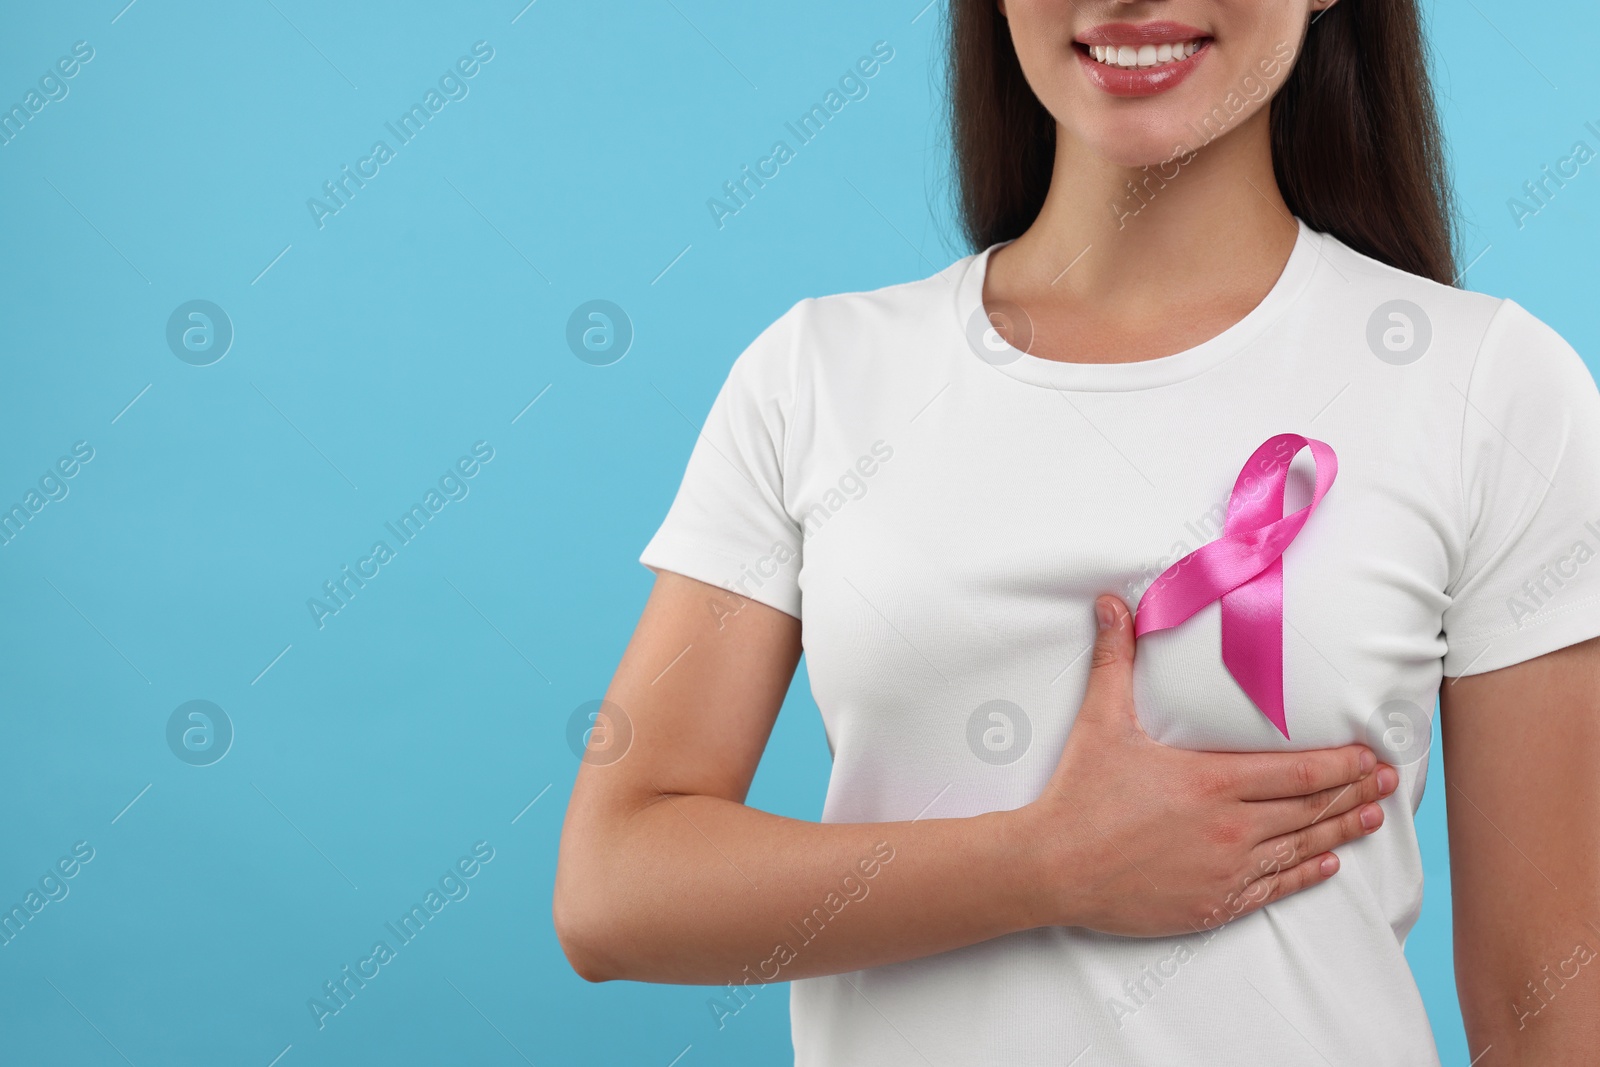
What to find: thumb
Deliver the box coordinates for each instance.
[1077,595,1140,729]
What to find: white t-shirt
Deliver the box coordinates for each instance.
[639,217,1600,1066]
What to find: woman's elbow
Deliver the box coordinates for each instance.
[552,873,621,983]
[556,787,667,983]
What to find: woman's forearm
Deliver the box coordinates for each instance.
[554,794,1041,985]
[556,584,1390,987]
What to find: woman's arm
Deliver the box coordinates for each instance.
[553,575,1393,984]
[1442,637,1600,1062]
[553,571,1042,985]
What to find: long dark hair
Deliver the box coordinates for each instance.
[948,0,1458,284]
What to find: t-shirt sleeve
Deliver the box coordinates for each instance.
[1441,298,1600,675]
[638,301,807,619]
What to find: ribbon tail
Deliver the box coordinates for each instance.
[1222,558,1289,739]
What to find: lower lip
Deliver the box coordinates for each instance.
[1074,41,1209,97]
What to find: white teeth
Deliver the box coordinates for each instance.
[1088,38,1202,69]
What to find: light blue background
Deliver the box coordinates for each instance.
[1,1,1594,1064]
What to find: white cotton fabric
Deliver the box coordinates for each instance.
[639,217,1600,1066]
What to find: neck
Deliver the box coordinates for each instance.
[994,107,1297,303]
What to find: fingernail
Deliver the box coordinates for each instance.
[1376,767,1399,795]
[1360,805,1382,830]
[1358,749,1376,774]
[1096,599,1116,631]
[1320,854,1339,876]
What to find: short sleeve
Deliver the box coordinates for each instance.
[1442,298,1600,675]
[638,301,807,619]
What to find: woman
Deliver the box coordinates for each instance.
[556,0,1600,1063]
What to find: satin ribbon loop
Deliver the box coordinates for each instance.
[1133,433,1338,739]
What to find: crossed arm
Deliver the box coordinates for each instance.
[553,569,1600,1062]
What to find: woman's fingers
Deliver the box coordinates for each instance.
[1203,751,1393,928]
[1252,763,1398,839]
[1225,851,1343,923]
[1221,743,1376,801]
[1251,798,1384,874]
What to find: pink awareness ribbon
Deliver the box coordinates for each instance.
[1133,434,1338,739]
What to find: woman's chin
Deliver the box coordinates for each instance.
[1082,134,1198,173]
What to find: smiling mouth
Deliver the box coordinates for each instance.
[1076,37,1212,70]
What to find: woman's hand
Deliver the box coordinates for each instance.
[1021,594,1397,937]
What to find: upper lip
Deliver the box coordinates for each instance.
[1074,21,1209,47]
